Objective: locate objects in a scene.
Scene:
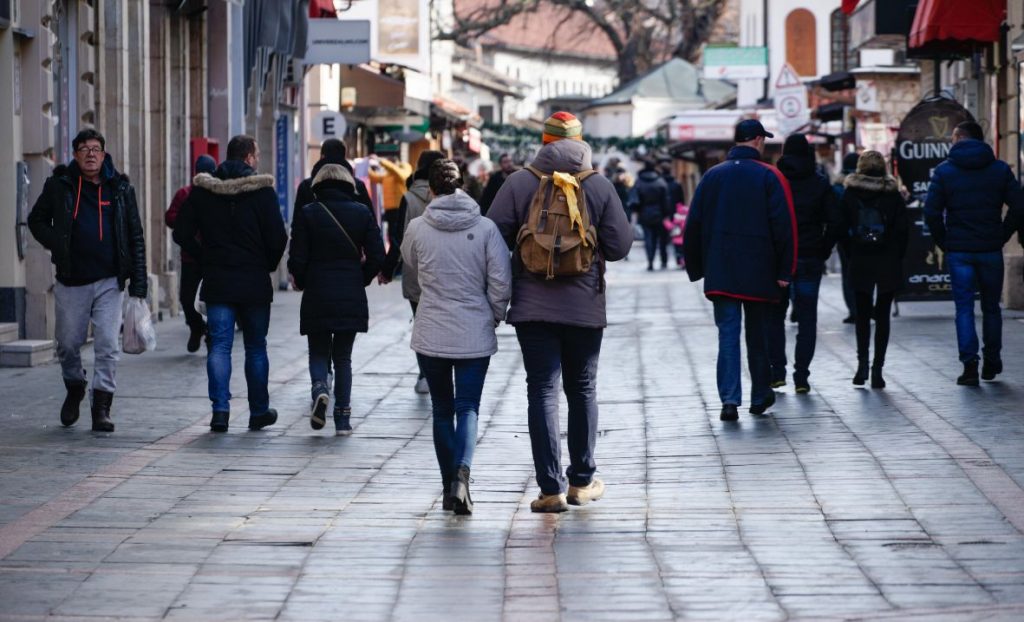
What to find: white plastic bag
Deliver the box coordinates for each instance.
[123,297,157,354]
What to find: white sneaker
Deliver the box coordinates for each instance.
[414,377,429,394]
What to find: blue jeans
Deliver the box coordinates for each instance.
[516,322,603,495]
[792,260,824,381]
[308,331,356,407]
[417,355,490,480]
[206,303,271,415]
[948,251,1003,363]
[713,298,771,407]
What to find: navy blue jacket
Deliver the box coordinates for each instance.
[684,146,796,302]
[923,139,1024,252]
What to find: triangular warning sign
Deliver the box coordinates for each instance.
[775,63,803,89]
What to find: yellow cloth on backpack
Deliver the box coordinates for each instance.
[551,172,589,247]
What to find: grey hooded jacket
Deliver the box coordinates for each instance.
[400,179,432,302]
[401,190,512,359]
[487,139,633,328]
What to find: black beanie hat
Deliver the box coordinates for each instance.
[783,133,810,157]
[841,152,860,174]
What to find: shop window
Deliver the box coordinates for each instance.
[785,9,817,77]
[830,9,857,72]
[479,105,494,124]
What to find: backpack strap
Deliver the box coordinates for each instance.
[525,165,545,179]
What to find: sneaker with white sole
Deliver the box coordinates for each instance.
[310,392,328,430]
[567,478,605,506]
[414,377,429,394]
[530,492,569,513]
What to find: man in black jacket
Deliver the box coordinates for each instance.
[628,158,672,270]
[480,153,516,215]
[174,135,288,433]
[28,128,148,433]
[295,139,372,212]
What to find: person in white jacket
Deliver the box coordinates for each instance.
[401,159,512,515]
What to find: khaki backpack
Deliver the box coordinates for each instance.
[516,165,598,279]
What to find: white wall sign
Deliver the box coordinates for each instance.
[774,63,809,137]
[305,19,371,65]
[311,111,348,142]
[856,80,880,113]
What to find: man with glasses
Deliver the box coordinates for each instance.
[28,128,148,432]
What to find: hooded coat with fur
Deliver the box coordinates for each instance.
[839,172,909,293]
[402,190,512,359]
[173,160,288,305]
[486,139,633,328]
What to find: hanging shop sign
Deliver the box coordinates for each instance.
[894,96,974,301]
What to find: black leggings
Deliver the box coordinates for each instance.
[854,289,895,366]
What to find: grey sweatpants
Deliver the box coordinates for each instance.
[55,277,124,394]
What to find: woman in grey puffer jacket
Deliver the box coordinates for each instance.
[400,160,512,515]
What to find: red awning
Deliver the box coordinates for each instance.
[309,0,337,18]
[909,0,1004,55]
[840,0,860,16]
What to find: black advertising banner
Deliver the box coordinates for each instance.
[893,97,974,301]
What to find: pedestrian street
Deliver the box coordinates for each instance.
[1,251,1023,621]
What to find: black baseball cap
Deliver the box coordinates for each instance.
[734,119,774,142]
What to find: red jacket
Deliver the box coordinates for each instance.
[166,185,195,263]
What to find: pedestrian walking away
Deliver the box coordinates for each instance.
[28,128,149,433]
[295,138,374,213]
[173,135,288,433]
[288,164,385,436]
[683,119,796,421]
[401,159,512,515]
[487,111,633,513]
[923,121,1024,386]
[165,154,216,353]
[380,150,447,395]
[369,154,413,254]
[629,158,672,271]
[766,133,839,394]
[838,150,909,389]
[833,152,860,324]
[480,152,517,216]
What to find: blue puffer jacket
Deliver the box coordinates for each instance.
[923,139,1024,252]
[683,146,796,302]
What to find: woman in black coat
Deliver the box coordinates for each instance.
[838,151,909,389]
[288,164,385,434]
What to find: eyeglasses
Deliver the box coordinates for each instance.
[76,146,104,155]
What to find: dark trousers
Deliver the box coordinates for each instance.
[384,209,403,252]
[766,286,789,384]
[417,355,490,481]
[179,262,204,330]
[838,244,856,319]
[712,298,771,407]
[515,322,603,495]
[854,289,895,366]
[642,223,669,268]
[410,301,425,381]
[948,251,1003,364]
[308,331,356,408]
[767,259,824,383]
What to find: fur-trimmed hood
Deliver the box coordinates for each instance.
[844,172,899,194]
[193,171,275,196]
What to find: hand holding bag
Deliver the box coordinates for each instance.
[123,297,157,354]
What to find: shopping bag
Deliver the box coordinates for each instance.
[123,297,157,354]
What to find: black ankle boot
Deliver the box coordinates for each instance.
[210,411,229,433]
[871,365,886,389]
[334,407,352,436]
[853,360,869,386]
[451,466,473,515]
[90,390,114,432]
[442,474,454,511]
[957,360,980,386]
[61,380,87,427]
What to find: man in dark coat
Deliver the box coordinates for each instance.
[165,154,216,353]
[923,121,1024,385]
[683,119,795,421]
[294,138,373,212]
[173,135,288,433]
[766,134,839,393]
[28,128,148,433]
[628,159,672,270]
[479,153,516,215]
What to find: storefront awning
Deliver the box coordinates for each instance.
[908,0,1004,56]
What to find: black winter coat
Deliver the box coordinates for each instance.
[629,170,671,226]
[287,182,386,335]
[28,155,148,298]
[777,154,840,260]
[839,174,909,293]
[173,160,288,305]
[295,157,373,215]
[923,139,1024,252]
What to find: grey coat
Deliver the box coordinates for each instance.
[400,179,432,302]
[487,139,633,328]
[402,190,512,359]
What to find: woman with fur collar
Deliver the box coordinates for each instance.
[838,150,909,389]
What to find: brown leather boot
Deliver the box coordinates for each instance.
[91,390,115,432]
[61,380,88,427]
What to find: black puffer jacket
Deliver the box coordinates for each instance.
[777,154,839,260]
[287,177,385,335]
[629,169,671,226]
[173,160,288,305]
[28,155,148,298]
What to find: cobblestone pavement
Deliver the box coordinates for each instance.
[2,247,1023,621]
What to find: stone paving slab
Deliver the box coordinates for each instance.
[1,246,1023,620]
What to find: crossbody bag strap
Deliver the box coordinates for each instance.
[317,202,360,255]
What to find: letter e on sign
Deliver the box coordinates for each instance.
[312,111,347,142]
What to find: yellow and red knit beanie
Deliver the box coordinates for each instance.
[542,111,583,144]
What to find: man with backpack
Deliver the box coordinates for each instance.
[628,158,672,271]
[684,119,795,421]
[923,121,1024,385]
[487,112,633,512]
